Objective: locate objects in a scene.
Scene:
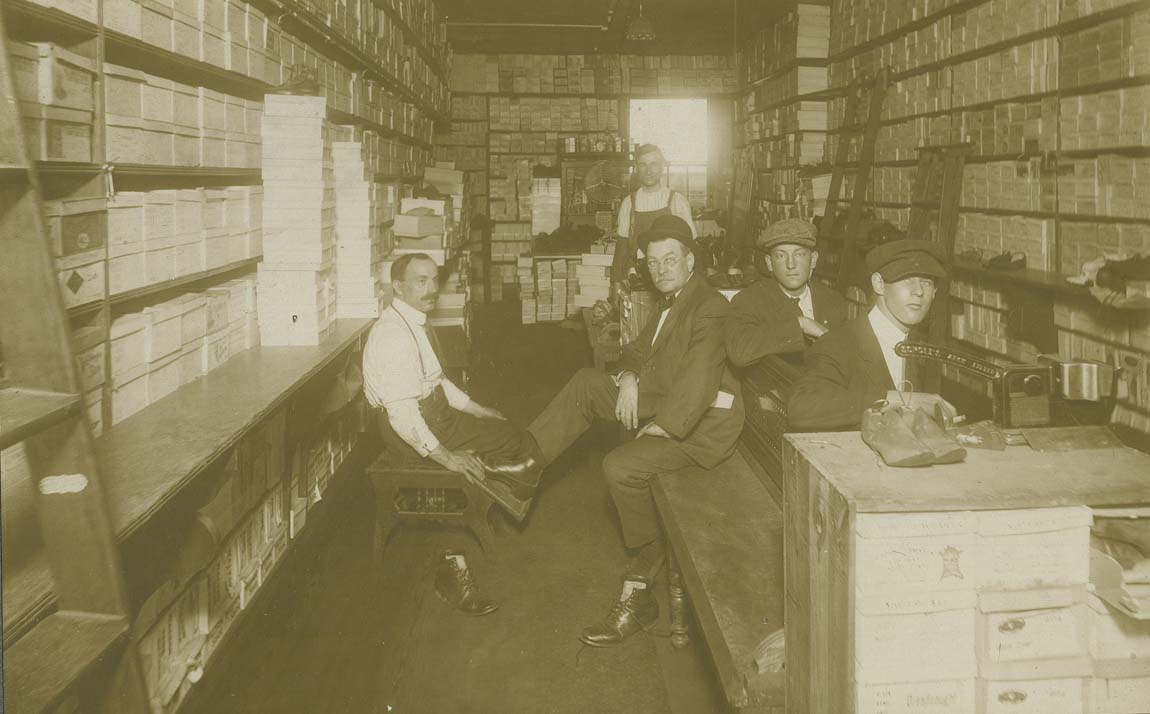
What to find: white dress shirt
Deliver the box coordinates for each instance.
[782,284,814,320]
[363,298,471,456]
[617,187,697,240]
[868,304,909,388]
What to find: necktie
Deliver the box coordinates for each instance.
[789,296,802,309]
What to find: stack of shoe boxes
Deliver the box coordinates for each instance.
[258,95,338,346]
[331,127,387,318]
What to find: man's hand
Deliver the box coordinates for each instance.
[466,402,506,420]
[636,422,671,439]
[431,446,486,484]
[615,372,640,429]
[798,316,829,339]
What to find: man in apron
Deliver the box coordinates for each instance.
[609,144,697,291]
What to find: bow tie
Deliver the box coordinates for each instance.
[659,294,676,311]
[788,296,802,306]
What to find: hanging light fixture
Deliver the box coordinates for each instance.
[626,1,656,42]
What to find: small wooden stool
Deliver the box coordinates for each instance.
[365,450,498,558]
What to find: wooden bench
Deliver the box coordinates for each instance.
[737,356,801,504]
[653,448,785,713]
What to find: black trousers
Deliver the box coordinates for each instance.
[378,386,532,464]
[527,368,694,549]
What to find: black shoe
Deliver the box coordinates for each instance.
[434,551,498,616]
[580,579,659,647]
[474,476,533,523]
[481,456,541,501]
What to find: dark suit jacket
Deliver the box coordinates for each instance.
[786,315,898,431]
[618,272,744,468]
[726,279,848,366]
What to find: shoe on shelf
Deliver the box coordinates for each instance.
[580,577,659,648]
[434,550,498,617]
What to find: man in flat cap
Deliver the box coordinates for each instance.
[726,218,848,366]
[787,239,947,430]
[527,214,743,646]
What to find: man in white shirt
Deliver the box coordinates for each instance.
[609,144,696,290]
[527,215,744,646]
[363,253,541,615]
[787,239,948,431]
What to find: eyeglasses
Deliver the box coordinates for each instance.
[645,254,683,273]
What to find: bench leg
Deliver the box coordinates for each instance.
[668,550,690,649]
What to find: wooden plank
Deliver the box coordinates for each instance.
[1,551,54,646]
[0,387,81,450]
[653,452,785,710]
[3,611,128,714]
[785,430,1150,513]
[97,319,372,540]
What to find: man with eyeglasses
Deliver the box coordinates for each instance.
[525,214,743,646]
[787,240,948,430]
[726,218,847,366]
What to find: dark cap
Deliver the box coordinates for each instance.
[757,219,817,251]
[865,240,947,282]
[637,214,695,254]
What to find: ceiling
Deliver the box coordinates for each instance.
[440,0,741,56]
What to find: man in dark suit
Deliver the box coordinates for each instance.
[726,218,848,366]
[525,214,744,646]
[787,240,948,431]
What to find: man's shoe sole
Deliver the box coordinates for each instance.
[435,587,499,616]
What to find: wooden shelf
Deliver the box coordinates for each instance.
[950,256,1095,301]
[1,552,55,648]
[0,387,82,450]
[887,1,1150,85]
[826,0,991,64]
[741,87,844,116]
[108,257,261,309]
[825,197,1150,225]
[744,57,830,90]
[6,0,98,38]
[3,611,129,714]
[374,173,422,183]
[327,108,433,150]
[376,3,451,83]
[103,28,270,101]
[96,318,372,541]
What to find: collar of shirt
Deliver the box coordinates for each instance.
[652,283,688,345]
[780,284,814,319]
[868,304,909,386]
[391,296,428,326]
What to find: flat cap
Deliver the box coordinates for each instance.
[637,214,695,253]
[757,219,817,251]
[865,239,947,282]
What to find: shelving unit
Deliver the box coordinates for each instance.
[3,0,452,709]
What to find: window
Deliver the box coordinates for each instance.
[628,99,710,207]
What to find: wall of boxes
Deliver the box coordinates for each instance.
[5,0,449,709]
[802,0,1150,437]
[442,52,736,304]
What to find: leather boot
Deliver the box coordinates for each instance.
[860,402,935,467]
[481,456,542,500]
[580,578,659,647]
[908,409,966,464]
[434,551,498,616]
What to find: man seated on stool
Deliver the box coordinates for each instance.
[726,218,847,366]
[786,240,948,431]
[525,215,744,646]
[363,253,542,616]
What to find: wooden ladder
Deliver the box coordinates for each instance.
[906,143,972,346]
[0,14,146,714]
[818,68,888,291]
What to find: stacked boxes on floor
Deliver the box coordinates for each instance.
[430,264,468,328]
[574,252,612,308]
[517,257,580,323]
[331,127,388,318]
[531,177,561,235]
[258,95,337,346]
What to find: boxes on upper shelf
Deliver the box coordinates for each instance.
[10,42,96,113]
[21,103,93,163]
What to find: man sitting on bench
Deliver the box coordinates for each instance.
[726,218,846,367]
[524,215,745,646]
[363,253,542,616]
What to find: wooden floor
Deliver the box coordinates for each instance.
[183,305,726,714]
